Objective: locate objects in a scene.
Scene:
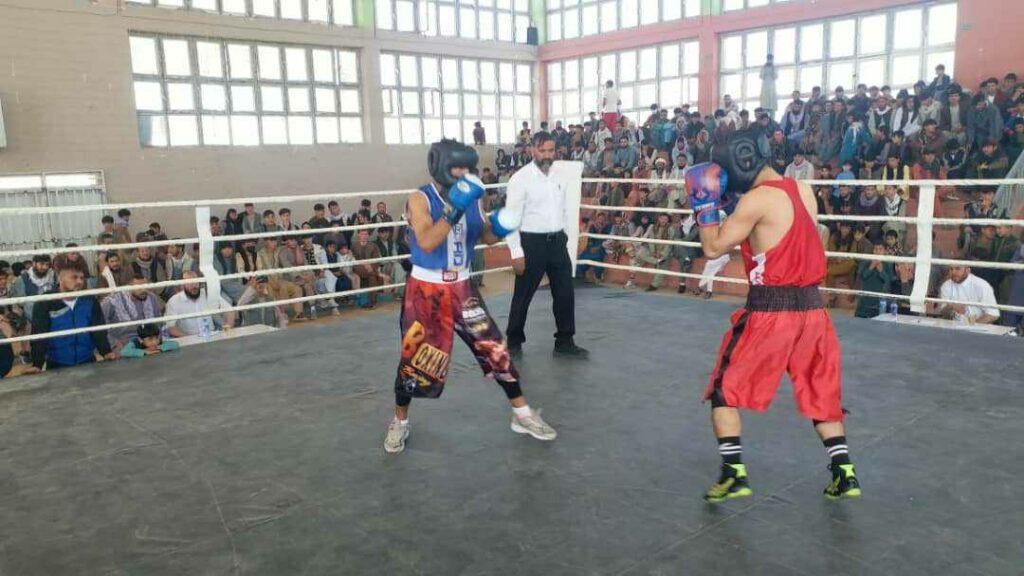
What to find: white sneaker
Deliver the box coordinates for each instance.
[384,418,410,453]
[511,409,557,441]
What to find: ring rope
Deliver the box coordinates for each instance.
[583,177,1024,187]
[0,266,512,346]
[0,182,509,217]
[579,259,1024,315]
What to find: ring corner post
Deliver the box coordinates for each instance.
[909,184,936,314]
[195,205,221,311]
[553,161,584,277]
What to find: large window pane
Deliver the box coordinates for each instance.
[134,82,163,111]
[162,39,191,76]
[600,1,617,33]
[928,4,957,46]
[800,24,823,61]
[231,85,256,112]
[829,19,855,59]
[722,36,742,70]
[660,44,679,77]
[130,37,159,75]
[312,49,335,83]
[285,48,309,82]
[168,115,199,146]
[201,115,231,145]
[638,47,656,80]
[228,44,253,79]
[230,115,260,145]
[893,9,923,49]
[258,46,282,80]
[621,0,638,28]
[891,54,921,86]
[773,28,796,64]
[745,31,768,68]
[859,14,887,55]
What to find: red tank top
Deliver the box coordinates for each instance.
[740,178,826,287]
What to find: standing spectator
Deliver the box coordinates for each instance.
[601,80,621,131]
[213,242,245,304]
[223,208,244,239]
[932,265,1000,324]
[30,267,116,370]
[10,255,56,319]
[817,99,847,164]
[256,237,307,321]
[854,243,894,318]
[759,55,777,113]
[241,203,261,236]
[472,121,486,145]
[968,93,1005,150]
[164,271,237,337]
[97,252,133,290]
[101,273,164,351]
[928,64,952,102]
[350,229,385,308]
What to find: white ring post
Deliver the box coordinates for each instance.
[909,184,936,314]
[549,160,584,277]
[195,206,221,311]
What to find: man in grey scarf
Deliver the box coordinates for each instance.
[101,274,163,351]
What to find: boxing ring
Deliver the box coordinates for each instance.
[0,171,1022,575]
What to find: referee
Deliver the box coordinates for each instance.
[504,132,589,359]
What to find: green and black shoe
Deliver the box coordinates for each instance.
[824,463,862,500]
[704,463,753,503]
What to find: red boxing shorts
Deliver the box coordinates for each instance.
[703,286,844,422]
[395,275,517,399]
[602,112,620,131]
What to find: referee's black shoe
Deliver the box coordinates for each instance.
[553,340,589,359]
[509,344,523,361]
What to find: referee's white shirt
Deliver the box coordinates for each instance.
[504,161,573,260]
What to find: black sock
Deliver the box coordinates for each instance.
[823,436,851,466]
[718,436,742,465]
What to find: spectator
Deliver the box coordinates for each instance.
[209,216,223,237]
[261,209,281,235]
[1003,243,1024,330]
[131,244,168,299]
[928,64,952,102]
[371,201,396,239]
[279,208,299,231]
[300,233,341,317]
[892,94,921,138]
[879,153,912,200]
[817,99,846,164]
[969,223,1020,295]
[603,212,634,265]
[849,84,871,118]
[119,323,180,358]
[163,241,195,284]
[241,203,261,236]
[52,245,91,281]
[97,215,118,247]
[859,157,878,180]
[10,255,56,319]
[237,276,287,328]
[594,121,613,154]
[968,138,1010,180]
[883,229,915,303]
[627,213,676,291]
[932,265,999,324]
[1004,118,1024,161]
[854,243,894,318]
[278,236,318,314]
[323,239,359,295]
[839,112,870,166]
[100,273,164,351]
[97,251,133,289]
[852,186,887,244]
[967,93,1004,150]
[910,119,945,163]
[374,227,400,287]
[30,267,116,369]
[881,184,909,242]
[868,96,893,140]
[940,87,969,145]
[577,214,610,284]
[113,209,132,244]
[917,91,941,126]
[472,121,486,145]
[324,200,349,249]
[308,203,331,245]
[350,229,386,308]
[1,313,39,378]
[223,208,244,239]
[942,137,969,183]
[601,80,621,130]
[768,129,792,174]
[646,157,672,208]
[256,237,307,321]
[912,148,946,182]
[213,242,246,304]
[235,238,260,277]
[825,222,860,297]
[164,271,236,337]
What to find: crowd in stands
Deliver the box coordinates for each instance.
[0,199,412,377]
[499,65,1024,330]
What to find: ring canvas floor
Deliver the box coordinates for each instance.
[1,287,1020,576]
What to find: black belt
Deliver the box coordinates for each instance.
[746,285,823,312]
[521,231,566,241]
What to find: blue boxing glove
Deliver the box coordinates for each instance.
[444,174,486,226]
[685,162,729,227]
[487,207,520,238]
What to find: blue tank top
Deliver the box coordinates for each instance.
[408,183,484,274]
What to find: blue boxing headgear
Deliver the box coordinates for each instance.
[711,128,767,196]
[428,138,479,188]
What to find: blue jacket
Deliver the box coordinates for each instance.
[30,295,111,369]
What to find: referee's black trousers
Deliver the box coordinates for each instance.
[506,231,575,348]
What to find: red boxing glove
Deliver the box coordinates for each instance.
[685,162,729,227]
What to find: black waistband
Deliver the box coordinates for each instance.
[745,285,823,312]
[521,230,566,241]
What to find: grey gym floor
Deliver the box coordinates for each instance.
[0,287,1021,576]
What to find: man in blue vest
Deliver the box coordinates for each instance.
[30,267,116,370]
[384,139,557,454]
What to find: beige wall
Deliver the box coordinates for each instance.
[0,0,533,235]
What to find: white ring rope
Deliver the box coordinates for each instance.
[581,231,1024,271]
[579,259,1024,315]
[0,242,506,308]
[584,177,1024,187]
[0,182,508,217]
[0,266,512,346]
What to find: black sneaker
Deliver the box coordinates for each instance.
[704,463,753,503]
[824,463,862,500]
[553,341,589,359]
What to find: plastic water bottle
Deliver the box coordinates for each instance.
[878,299,888,318]
[889,301,899,317]
[199,316,212,342]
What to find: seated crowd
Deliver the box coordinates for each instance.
[0,199,411,376]
[504,66,1022,330]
